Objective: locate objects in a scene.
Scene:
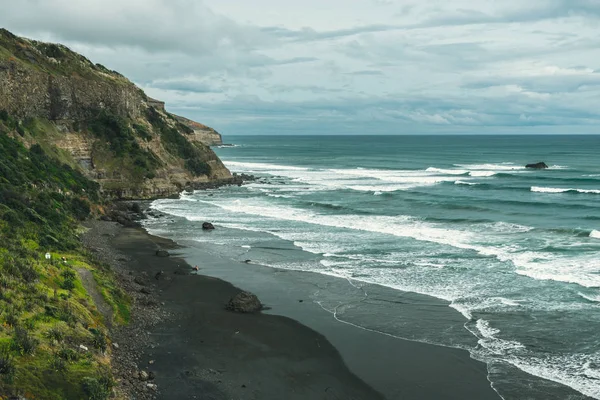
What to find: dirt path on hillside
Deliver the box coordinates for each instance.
[77,267,113,329]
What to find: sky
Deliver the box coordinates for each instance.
[1,0,600,135]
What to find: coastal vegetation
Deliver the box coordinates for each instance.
[146,107,212,176]
[0,28,233,398]
[0,112,129,399]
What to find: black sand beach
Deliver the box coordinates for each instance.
[83,219,501,400]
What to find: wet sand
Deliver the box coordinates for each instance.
[103,223,500,399]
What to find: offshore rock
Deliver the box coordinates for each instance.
[202,222,215,230]
[525,162,548,169]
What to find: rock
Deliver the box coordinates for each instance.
[139,371,149,381]
[134,276,146,286]
[100,215,112,222]
[130,202,142,214]
[243,259,251,264]
[112,343,119,349]
[525,162,549,169]
[155,250,170,257]
[79,344,88,351]
[148,371,156,380]
[202,222,215,230]
[154,271,164,280]
[116,216,141,228]
[226,291,263,313]
[141,288,152,295]
[146,383,158,391]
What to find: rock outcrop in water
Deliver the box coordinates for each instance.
[0,28,232,199]
[525,162,548,169]
[202,222,215,230]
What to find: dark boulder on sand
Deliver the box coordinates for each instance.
[155,250,170,257]
[202,222,215,230]
[226,291,263,313]
[525,162,548,169]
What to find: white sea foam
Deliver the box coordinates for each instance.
[224,161,310,171]
[489,221,533,233]
[578,292,600,303]
[516,267,600,288]
[454,180,478,186]
[497,297,522,306]
[469,171,497,177]
[455,163,525,171]
[474,319,525,354]
[590,230,600,239]
[426,167,469,175]
[531,186,600,194]
[154,195,600,290]
[226,162,500,192]
[476,319,500,337]
[510,355,600,400]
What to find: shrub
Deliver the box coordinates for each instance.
[12,326,39,355]
[19,263,39,283]
[49,352,67,373]
[56,346,79,362]
[3,306,19,327]
[81,377,111,400]
[0,345,15,380]
[90,329,107,352]
[23,318,35,330]
[70,197,91,220]
[45,325,65,344]
[61,269,76,291]
[185,158,211,177]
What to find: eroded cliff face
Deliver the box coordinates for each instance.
[0,29,231,199]
[174,115,223,146]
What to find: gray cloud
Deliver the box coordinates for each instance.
[0,0,268,53]
[1,0,599,135]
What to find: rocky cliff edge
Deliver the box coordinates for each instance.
[0,28,231,199]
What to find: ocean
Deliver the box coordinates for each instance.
[144,135,600,399]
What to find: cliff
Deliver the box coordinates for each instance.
[0,28,231,199]
[145,97,222,146]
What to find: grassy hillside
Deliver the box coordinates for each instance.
[0,113,129,399]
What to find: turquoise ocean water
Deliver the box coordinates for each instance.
[146,135,600,399]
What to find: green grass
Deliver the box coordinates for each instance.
[0,118,127,399]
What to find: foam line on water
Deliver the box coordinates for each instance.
[531,186,600,194]
[224,161,310,171]
[155,197,600,289]
[578,292,600,303]
[455,180,479,186]
[454,163,525,171]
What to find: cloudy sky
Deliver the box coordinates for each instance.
[2,0,600,135]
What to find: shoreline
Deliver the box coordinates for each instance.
[83,219,502,399]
